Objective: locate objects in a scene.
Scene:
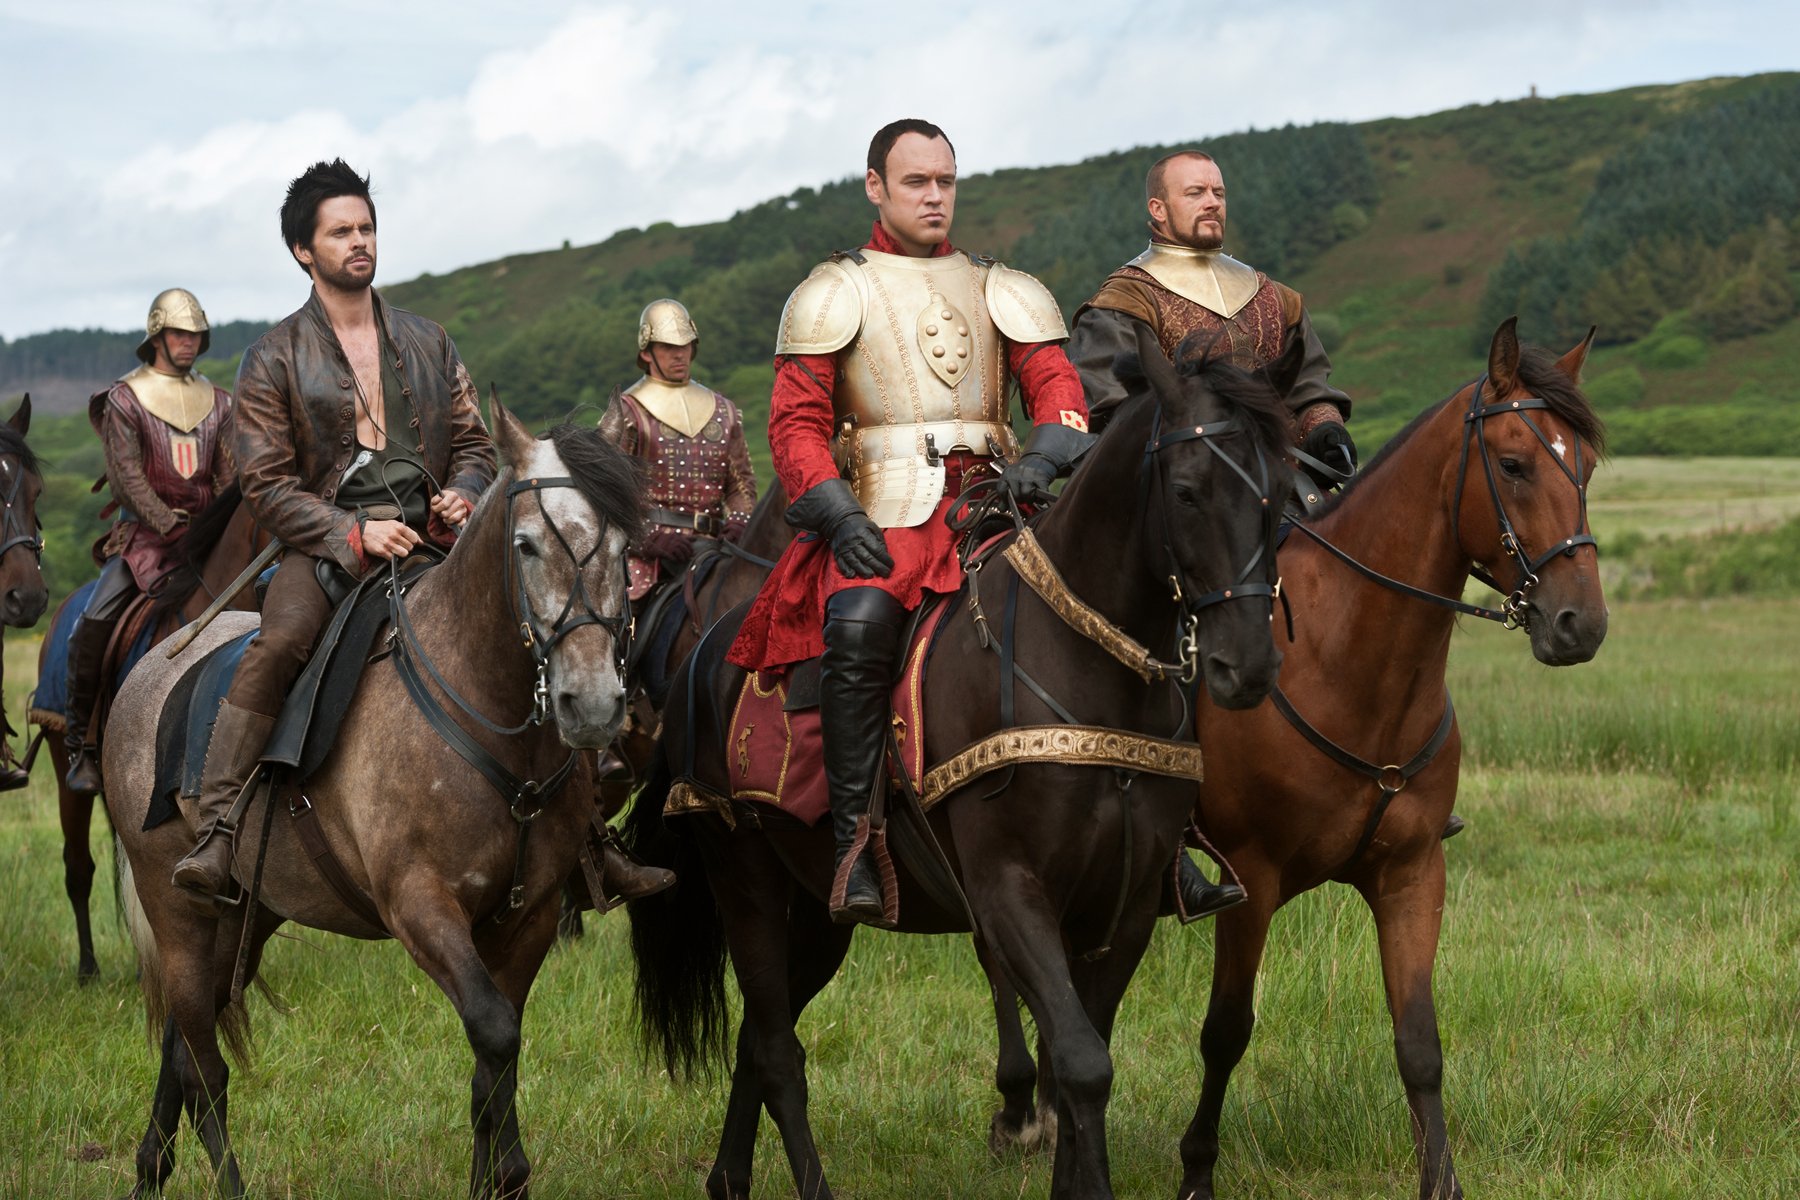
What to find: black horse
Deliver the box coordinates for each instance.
[628,326,1308,1200]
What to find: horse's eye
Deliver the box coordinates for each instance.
[1499,458,1524,478]
[514,536,539,558]
[1174,485,1198,507]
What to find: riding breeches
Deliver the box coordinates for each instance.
[224,553,335,719]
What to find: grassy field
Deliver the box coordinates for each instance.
[3,598,1798,1198]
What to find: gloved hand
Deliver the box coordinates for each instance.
[1299,421,1358,489]
[723,515,749,544]
[641,528,695,565]
[998,420,1095,508]
[785,478,892,579]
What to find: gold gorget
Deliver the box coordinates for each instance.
[624,376,717,439]
[1124,242,1262,320]
[120,363,217,433]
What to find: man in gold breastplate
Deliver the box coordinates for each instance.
[1069,150,1358,489]
[598,298,757,605]
[729,119,1092,925]
[63,289,234,793]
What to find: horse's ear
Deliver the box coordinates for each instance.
[7,394,30,437]
[1261,325,1308,399]
[489,386,535,468]
[1487,317,1522,395]
[1130,318,1184,401]
[1553,326,1597,384]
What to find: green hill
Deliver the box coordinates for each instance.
[8,71,1800,612]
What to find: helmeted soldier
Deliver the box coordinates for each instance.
[1067,148,1358,919]
[62,288,234,793]
[598,298,757,603]
[728,119,1091,926]
[1070,150,1357,487]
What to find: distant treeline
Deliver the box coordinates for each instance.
[1,320,271,397]
[1008,123,1380,316]
[1478,83,1800,350]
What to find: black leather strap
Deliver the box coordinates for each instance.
[289,791,389,934]
[648,507,723,535]
[1282,520,1509,624]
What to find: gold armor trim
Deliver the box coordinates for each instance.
[984,262,1069,343]
[774,260,863,355]
[1004,528,1191,682]
[638,298,699,351]
[119,364,218,434]
[624,375,717,439]
[920,725,1203,810]
[137,288,210,364]
[1123,243,1261,320]
[664,779,736,828]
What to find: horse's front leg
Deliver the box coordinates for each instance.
[1177,863,1279,1200]
[393,885,546,1200]
[976,935,1043,1154]
[1361,841,1462,1199]
[53,740,101,981]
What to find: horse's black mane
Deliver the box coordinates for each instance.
[545,422,647,543]
[1308,343,1608,521]
[1111,343,1295,462]
[0,422,39,475]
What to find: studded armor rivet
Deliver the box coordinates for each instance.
[339,379,350,389]
[940,309,952,320]
[957,325,968,335]
[926,324,938,336]
[933,346,946,358]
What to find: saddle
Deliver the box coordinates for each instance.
[626,547,730,705]
[144,559,434,833]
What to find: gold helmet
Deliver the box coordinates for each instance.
[637,298,698,355]
[137,288,211,364]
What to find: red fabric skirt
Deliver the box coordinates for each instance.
[728,455,985,671]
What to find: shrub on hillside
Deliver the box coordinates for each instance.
[1584,365,1646,408]
[1604,404,1800,455]
[1611,514,1800,600]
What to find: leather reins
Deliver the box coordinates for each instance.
[387,474,630,922]
[0,455,44,565]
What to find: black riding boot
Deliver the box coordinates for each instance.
[61,613,118,795]
[820,587,906,926]
[1165,851,1247,924]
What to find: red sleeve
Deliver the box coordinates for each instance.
[1009,341,1089,432]
[768,354,842,500]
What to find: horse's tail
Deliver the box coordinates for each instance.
[625,745,730,1080]
[118,835,256,1066]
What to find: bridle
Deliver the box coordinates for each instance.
[1453,376,1596,630]
[1141,403,1283,683]
[1286,375,1595,631]
[385,472,631,921]
[0,455,44,565]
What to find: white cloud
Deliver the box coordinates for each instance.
[3,0,1798,336]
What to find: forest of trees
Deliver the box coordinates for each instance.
[1477,83,1800,350]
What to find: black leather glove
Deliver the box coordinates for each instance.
[641,528,695,565]
[723,515,748,544]
[785,478,893,579]
[1299,421,1358,489]
[998,421,1095,507]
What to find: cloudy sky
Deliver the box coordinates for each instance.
[2,0,1795,337]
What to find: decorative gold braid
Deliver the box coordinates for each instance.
[665,780,735,829]
[1002,529,1178,682]
[920,725,1203,810]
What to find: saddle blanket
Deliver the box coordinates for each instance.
[29,579,160,730]
[724,597,953,826]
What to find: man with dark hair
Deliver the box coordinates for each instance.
[1069,149,1357,491]
[61,289,234,793]
[169,158,495,906]
[729,119,1090,926]
[598,298,757,604]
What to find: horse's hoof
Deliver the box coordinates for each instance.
[986,1111,1027,1156]
[77,961,99,985]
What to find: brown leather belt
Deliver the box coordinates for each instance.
[649,507,723,536]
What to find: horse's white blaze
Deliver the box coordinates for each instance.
[1552,435,1568,460]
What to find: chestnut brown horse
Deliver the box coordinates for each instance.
[628,325,1303,1200]
[31,482,268,980]
[983,320,1610,1199]
[108,409,639,1199]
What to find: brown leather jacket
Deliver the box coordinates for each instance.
[233,289,495,575]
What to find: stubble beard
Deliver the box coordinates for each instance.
[315,254,376,294]
[1185,215,1225,250]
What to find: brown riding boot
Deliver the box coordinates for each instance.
[599,827,674,902]
[171,701,276,907]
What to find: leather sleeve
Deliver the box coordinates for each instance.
[1285,309,1352,421]
[442,354,497,505]
[1065,304,1146,428]
[722,401,758,519]
[100,392,179,535]
[232,342,363,574]
[767,354,841,502]
[209,388,237,493]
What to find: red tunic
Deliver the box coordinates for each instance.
[728,223,1086,672]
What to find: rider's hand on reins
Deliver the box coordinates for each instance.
[364,519,423,560]
[785,478,894,580]
[430,489,472,528]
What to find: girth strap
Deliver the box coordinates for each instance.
[289,791,390,934]
[1268,685,1456,867]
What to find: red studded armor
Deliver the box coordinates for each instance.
[599,387,757,599]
